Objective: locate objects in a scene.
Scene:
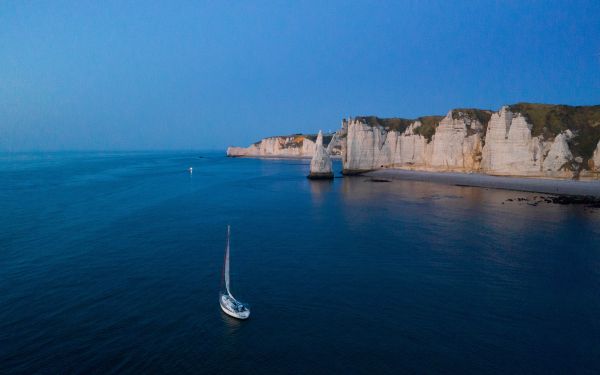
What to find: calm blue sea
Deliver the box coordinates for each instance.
[1,151,599,374]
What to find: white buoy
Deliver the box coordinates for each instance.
[189,167,193,175]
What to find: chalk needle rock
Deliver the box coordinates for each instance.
[308,130,333,179]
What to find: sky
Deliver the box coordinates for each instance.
[1,1,599,151]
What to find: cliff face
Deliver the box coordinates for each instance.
[342,110,487,173]
[227,133,341,158]
[480,107,547,176]
[341,104,600,179]
[592,141,600,172]
[226,103,600,179]
[431,111,486,171]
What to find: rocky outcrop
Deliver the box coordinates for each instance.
[326,129,344,156]
[227,135,316,158]
[430,111,485,171]
[342,110,487,174]
[227,133,341,158]
[480,107,545,176]
[308,131,333,179]
[542,131,573,173]
[343,118,393,173]
[340,104,600,179]
[592,141,600,172]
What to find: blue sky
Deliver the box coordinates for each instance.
[1,1,599,151]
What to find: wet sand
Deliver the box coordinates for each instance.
[366,169,600,197]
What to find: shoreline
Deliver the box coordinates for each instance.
[226,154,342,160]
[226,154,600,197]
[365,169,600,197]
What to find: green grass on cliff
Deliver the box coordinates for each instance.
[356,111,491,141]
[355,115,444,142]
[357,104,600,160]
[508,103,600,161]
[355,116,414,132]
[451,108,493,124]
[304,134,333,145]
[452,108,493,136]
[253,133,333,147]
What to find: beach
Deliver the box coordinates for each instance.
[366,168,600,197]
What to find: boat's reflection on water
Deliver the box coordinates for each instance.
[220,310,245,336]
[220,311,249,346]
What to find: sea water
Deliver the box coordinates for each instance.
[1,152,599,374]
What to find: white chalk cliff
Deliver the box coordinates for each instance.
[480,107,549,176]
[541,130,573,173]
[227,133,341,158]
[431,111,484,171]
[308,130,333,179]
[341,105,600,179]
[226,103,600,180]
[593,141,600,172]
[342,111,486,173]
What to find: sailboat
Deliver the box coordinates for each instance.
[219,225,250,319]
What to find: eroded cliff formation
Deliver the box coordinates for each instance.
[308,130,333,179]
[227,133,341,158]
[592,141,600,172]
[341,104,600,179]
[342,110,488,174]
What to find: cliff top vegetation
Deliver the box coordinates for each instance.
[508,103,600,161]
[358,104,600,155]
[356,115,451,143]
[253,133,333,147]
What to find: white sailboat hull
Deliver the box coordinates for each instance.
[220,294,250,320]
[219,225,250,320]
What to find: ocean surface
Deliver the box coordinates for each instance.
[1,151,599,374]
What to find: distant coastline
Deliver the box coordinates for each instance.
[228,103,600,183]
[227,154,342,160]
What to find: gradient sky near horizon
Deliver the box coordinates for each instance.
[1,1,600,151]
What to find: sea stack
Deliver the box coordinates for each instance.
[308,130,334,179]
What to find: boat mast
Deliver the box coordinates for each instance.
[222,225,231,296]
